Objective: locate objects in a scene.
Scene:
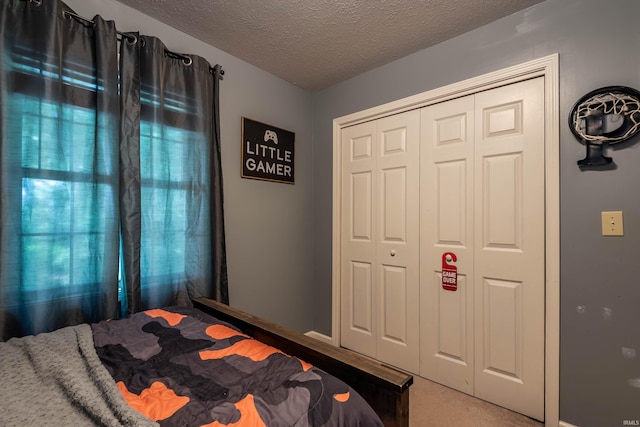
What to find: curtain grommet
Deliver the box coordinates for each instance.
[182,56,193,66]
[125,34,137,46]
[31,0,43,7]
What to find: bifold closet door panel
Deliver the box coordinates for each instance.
[340,111,421,374]
[375,111,420,374]
[419,94,476,395]
[340,120,378,359]
[472,77,545,421]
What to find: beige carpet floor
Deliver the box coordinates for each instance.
[409,375,544,427]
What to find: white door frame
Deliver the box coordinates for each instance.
[332,54,560,426]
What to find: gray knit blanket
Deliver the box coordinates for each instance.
[0,324,158,427]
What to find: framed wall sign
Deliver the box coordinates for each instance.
[241,117,295,184]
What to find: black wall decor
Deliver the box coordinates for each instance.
[569,86,640,167]
[241,117,295,184]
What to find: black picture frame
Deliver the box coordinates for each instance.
[241,117,295,184]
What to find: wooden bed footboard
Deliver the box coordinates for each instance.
[192,297,412,427]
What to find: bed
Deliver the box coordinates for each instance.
[0,297,412,426]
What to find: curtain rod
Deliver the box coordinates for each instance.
[34,1,224,79]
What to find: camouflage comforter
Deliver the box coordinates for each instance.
[92,306,383,426]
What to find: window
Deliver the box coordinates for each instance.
[136,82,211,305]
[139,122,202,285]
[9,45,118,304]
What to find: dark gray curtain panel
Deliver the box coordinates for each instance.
[209,63,228,306]
[0,0,120,339]
[119,35,228,312]
[0,0,227,340]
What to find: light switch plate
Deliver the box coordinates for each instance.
[602,211,624,236]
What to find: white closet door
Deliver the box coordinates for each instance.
[473,77,545,420]
[375,111,420,373]
[419,77,545,420]
[420,94,476,394]
[340,110,420,373]
[340,120,378,359]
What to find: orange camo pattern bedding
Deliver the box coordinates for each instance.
[91,307,383,426]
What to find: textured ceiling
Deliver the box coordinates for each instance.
[114,0,544,92]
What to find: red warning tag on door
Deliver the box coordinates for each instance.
[442,252,458,291]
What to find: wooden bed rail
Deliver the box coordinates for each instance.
[192,297,412,427]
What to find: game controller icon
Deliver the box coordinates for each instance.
[264,130,278,144]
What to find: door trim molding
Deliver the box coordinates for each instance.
[331,54,559,425]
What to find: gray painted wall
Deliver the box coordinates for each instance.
[311,0,640,425]
[65,0,316,332]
